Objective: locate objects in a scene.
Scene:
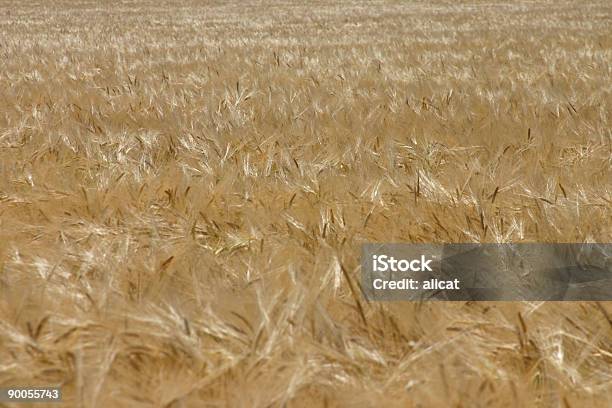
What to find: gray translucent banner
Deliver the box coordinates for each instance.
[361,244,612,301]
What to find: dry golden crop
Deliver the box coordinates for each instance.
[0,0,611,406]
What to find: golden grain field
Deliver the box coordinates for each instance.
[0,0,611,406]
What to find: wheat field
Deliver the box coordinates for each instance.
[0,0,611,406]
